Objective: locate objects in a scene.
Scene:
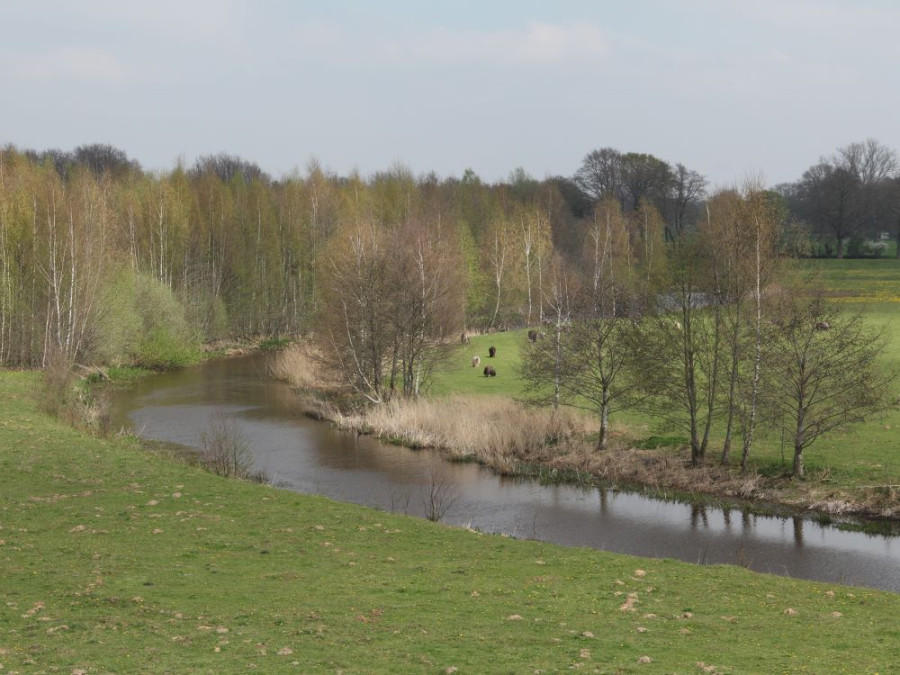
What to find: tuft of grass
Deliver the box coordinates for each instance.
[258,336,292,351]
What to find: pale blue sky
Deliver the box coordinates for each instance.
[2,1,898,187]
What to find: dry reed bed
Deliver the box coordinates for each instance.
[342,396,588,473]
[270,345,900,519]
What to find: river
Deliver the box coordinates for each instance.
[109,353,900,593]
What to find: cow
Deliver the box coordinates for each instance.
[488,345,496,358]
[483,365,496,377]
[472,355,481,368]
[528,330,538,342]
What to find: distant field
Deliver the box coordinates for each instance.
[1,370,899,672]
[430,259,900,492]
[792,257,900,303]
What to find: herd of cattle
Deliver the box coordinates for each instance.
[464,329,547,378]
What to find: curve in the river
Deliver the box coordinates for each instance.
[108,353,900,593]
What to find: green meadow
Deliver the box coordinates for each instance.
[1,370,899,673]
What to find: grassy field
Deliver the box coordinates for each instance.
[431,331,528,399]
[793,258,900,304]
[1,370,899,673]
[430,260,900,502]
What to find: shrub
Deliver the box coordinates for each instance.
[93,269,197,368]
[37,348,111,433]
[198,409,255,479]
[37,348,77,418]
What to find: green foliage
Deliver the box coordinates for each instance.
[638,434,689,449]
[258,336,292,351]
[136,326,197,370]
[181,288,230,341]
[94,269,197,369]
[92,269,142,364]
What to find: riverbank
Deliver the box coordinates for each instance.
[270,341,900,526]
[1,368,898,672]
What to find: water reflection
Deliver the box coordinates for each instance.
[109,354,900,593]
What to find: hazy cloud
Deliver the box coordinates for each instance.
[292,20,609,68]
[403,22,609,66]
[77,0,239,42]
[3,46,128,83]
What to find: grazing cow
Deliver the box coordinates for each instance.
[472,355,481,368]
[461,332,470,345]
[488,345,496,358]
[815,321,831,331]
[483,365,496,377]
[527,330,538,342]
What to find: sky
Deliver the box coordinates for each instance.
[2,0,899,189]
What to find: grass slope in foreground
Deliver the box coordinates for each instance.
[1,371,898,674]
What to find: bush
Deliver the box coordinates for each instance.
[93,269,198,368]
[198,409,255,479]
[37,348,111,433]
[37,348,77,418]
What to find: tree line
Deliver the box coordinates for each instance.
[778,138,900,258]
[0,141,895,477]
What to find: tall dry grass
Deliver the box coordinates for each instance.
[268,343,343,420]
[268,343,336,390]
[342,397,591,473]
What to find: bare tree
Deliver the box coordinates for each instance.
[792,139,898,258]
[485,214,513,330]
[764,294,895,478]
[667,163,707,239]
[700,184,779,468]
[199,408,254,479]
[574,147,622,203]
[838,138,898,185]
[632,236,722,465]
[520,254,575,411]
[521,200,638,450]
[320,207,462,403]
[422,457,459,522]
[619,152,671,212]
[794,162,863,259]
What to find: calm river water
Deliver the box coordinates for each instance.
[109,354,900,593]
